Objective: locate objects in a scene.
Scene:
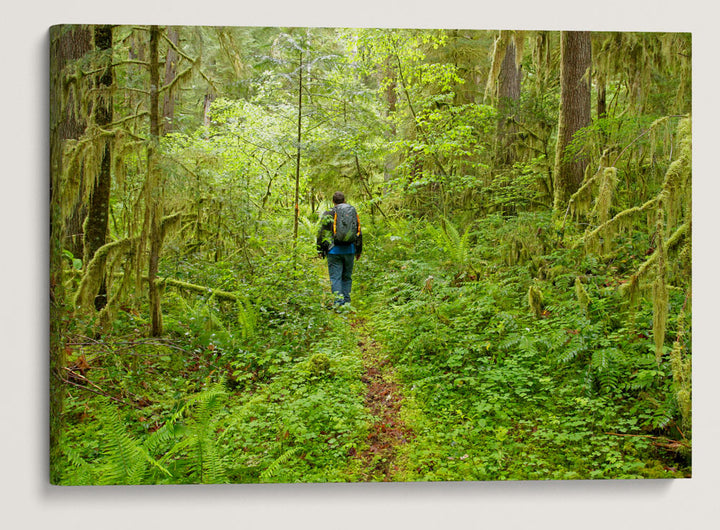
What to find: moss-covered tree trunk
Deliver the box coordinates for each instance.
[83,25,114,311]
[497,34,522,166]
[55,27,93,260]
[162,26,179,135]
[553,31,592,211]
[49,23,93,485]
[148,25,164,337]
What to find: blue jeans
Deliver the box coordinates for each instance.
[327,253,355,305]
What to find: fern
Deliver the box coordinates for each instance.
[426,217,472,270]
[591,348,622,394]
[259,447,300,482]
[59,387,231,485]
[59,445,95,486]
[557,339,587,364]
[237,296,257,340]
[164,385,229,484]
[94,400,151,485]
[298,215,318,241]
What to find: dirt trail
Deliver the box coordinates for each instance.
[351,318,413,481]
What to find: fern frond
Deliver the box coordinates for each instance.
[427,217,472,268]
[298,215,317,239]
[95,401,148,485]
[58,446,95,485]
[260,447,300,482]
[237,296,257,340]
[181,385,229,484]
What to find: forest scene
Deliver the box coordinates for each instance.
[49,24,692,485]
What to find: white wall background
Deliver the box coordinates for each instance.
[3,2,717,528]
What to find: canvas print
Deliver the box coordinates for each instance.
[49,25,691,485]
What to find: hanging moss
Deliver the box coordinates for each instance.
[484,31,510,101]
[574,277,591,315]
[670,304,691,431]
[593,167,617,224]
[527,284,544,319]
[74,238,135,311]
[659,117,692,231]
[571,115,690,370]
[593,33,690,115]
[580,196,658,252]
[651,209,668,363]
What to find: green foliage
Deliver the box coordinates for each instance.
[425,217,474,274]
[355,209,690,481]
[58,386,229,485]
[52,26,691,485]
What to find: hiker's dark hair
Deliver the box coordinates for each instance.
[332,191,345,204]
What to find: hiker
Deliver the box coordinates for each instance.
[316,191,362,306]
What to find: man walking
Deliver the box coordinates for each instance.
[317,191,362,306]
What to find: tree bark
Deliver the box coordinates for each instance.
[162,26,179,134]
[52,26,93,259]
[83,25,114,310]
[203,92,216,127]
[49,23,93,485]
[148,25,164,336]
[497,35,522,166]
[553,31,592,211]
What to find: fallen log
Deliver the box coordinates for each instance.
[148,276,240,302]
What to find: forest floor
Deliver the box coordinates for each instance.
[351,317,414,481]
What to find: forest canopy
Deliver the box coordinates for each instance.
[49,25,691,484]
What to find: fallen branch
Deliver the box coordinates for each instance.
[149,276,240,302]
[603,432,690,449]
[112,272,241,302]
[57,369,135,408]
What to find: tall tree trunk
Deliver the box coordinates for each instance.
[553,31,592,211]
[83,25,114,311]
[382,59,398,181]
[49,23,92,484]
[162,26,179,134]
[148,25,164,336]
[54,27,93,259]
[497,35,522,166]
[292,49,303,251]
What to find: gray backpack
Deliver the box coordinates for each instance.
[332,203,359,245]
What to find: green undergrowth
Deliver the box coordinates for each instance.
[56,253,371,484]
[354,212,690,481]
[55,210,690,484]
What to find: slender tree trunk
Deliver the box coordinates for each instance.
[597,75,607,121]
[83,25,114,311]
[382,59,398,182]
[203,92,216,127]
[148,25,164,337]
[292,49,303,251]
[553,31,592,211]
[162,26,179,134]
